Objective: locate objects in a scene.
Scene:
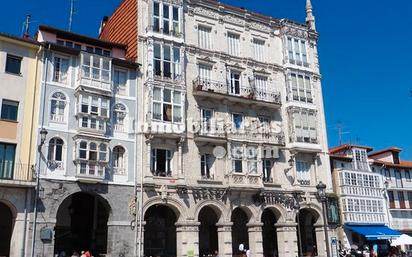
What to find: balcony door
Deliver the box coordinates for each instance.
[229,71,241,95]
[0,143,16,180]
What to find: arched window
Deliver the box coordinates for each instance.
[113,146,126,174]
[113,104,127,132]
[50,92,67,123]
[48,138,64,169]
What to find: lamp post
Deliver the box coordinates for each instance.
[30,128,48,257]
[316,181,331,257]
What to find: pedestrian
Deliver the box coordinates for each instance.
[71,251,80,257]
[80,251,86,257]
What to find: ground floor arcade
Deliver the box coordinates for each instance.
[8,180,336,257]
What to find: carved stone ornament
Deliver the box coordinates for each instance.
[282,26,308,39]
[193,6,219,19]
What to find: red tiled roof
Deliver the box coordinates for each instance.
[371,159,412,169]
[39,25,127,50]
[369,147,402,157]
[329,144,373,154]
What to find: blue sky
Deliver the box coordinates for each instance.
[1,0,411,159]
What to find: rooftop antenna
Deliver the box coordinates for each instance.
[335,121,350,146]
[68,0,77,32]
[22,15,31,39]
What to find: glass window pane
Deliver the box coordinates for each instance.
[163,89,171,102]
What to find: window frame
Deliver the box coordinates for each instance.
[296,160,311,185]
[287,37,309,66]
[151,148,173,177]
[152,1,181,37]
[227,32,240,56]
[253,38,265,62]
[113,145,126,175]
[50,92,67,123]
[5,54,22,75]
[153,43,181,80]
[0,143,16,179]
[152,87,183,123]
[52,55,70,84]
[1,99,19,121]
[113,69,128,96]
[289,72,313,103]
[198,25,212,49]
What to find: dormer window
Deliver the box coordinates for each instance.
[353,149,369,171]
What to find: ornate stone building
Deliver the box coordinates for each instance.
[99,0,336,257]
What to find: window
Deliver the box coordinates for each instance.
[353,149,369,171]
[1,100,18,121]
[384,168,391,180]
[262,159,273,182]
[388,191,395,209]
[287,37,308,66]
[227,33,240,56]
[77,141,108,163]
[47,138,64,168]
[154,43,181,79]
[53,56,69,83]
[229,70,241,95]
[201,108,213,132]
[201,154,212,179]
[113,103,127,132]
[254,76,268,98]
[399,191,406,209]
[408,192,412,208]
[405,170,411,182]
[113,70,127,95]
[50,92,67,123]
[232,113,243,130]
[296,160,310,185]
[231,144,243,173]
[5,54,22,75]
[246,146,258,174]
[152,87,183,123]
[289,73,312,103]
[253,39,265,62]
[198,25,212,49]
[81,54,110,82]
[113,146,126,174]
[199,64,212,81]
[152,2,180,36]
[0,143,16,179]
[78,95,109,131]
[293,110,317,143]
[56,40,82,50]
[151,148,172,177]
[79,95,109,117]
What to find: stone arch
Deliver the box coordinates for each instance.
[299,203,324,225]
[297,206,323,257]
[54,191,111,256]
[228,205,255,223]
[49,188,114,221]
[0,200,16,257]
[258,204,287,224]
[0,199,17,219]
[142,196,187,221]
[194,200,227,223]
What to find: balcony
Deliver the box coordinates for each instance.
[226,173,263,189]
[194,123,285,146]
[76,54,112,94]
[193,77,281,108]
[340,185,382,197]
[0,161,35,186]
[75,161,106,183]
[343,212,386,224]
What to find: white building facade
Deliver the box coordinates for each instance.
[100,0,336,257]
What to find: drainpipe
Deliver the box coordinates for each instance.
[31,44,50,257]
[23,44,42,257]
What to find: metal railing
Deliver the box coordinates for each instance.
[193,77,281,105]
[0,161,34,182]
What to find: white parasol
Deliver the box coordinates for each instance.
[391,234,412,246]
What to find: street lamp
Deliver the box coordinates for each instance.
[316,181,331,257]
[31,128,48,257]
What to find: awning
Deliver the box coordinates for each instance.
[345,225,401,240]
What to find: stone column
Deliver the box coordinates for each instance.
[315,224,327,257]
[247,222,263,257]
[275,222,299,257]
[217,222,233,257]
[176,221,200,257]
